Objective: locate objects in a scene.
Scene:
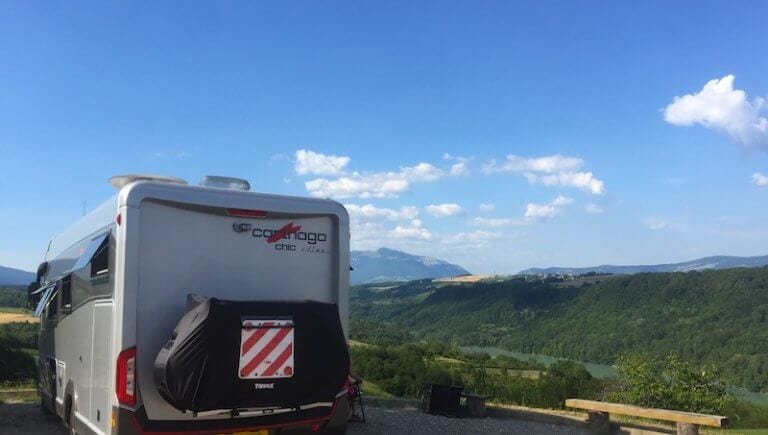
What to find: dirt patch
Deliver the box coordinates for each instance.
[432,275,490,283]
[0,313,38,324]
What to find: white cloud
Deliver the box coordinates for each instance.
[294,151,469,198]
[305,162,446,199]
[524,195,574,221]
[389,219,433,240]
[442,230,499,245]
[585,204,604,214]
[551,195,574,207]
[401,162,444,181]
[473,217,525,227]
[483,154,584,174]
[425,203,464,218]
[479,203,496,212]
[664,75,768,148]
[753,172,768,186]
[644,218,671,230]
[531,171,605,195]
[306,173,407,198]
[450,161,469,176]
[483,154,605,195]
[444,153,471,176]
[349,220,388,251]
[294,149,351,175]
[345,204,419,221]
[473,197,573,226]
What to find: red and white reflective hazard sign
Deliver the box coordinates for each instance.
[239,319,295,379]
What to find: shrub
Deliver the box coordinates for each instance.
[605,354,730,415]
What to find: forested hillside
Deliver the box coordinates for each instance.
[351,268,768,392]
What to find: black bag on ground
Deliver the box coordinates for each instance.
[154,294,349,413]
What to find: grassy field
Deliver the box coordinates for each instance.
[0,306,37,324]
[432,275,491,283]
[348,339,373,348]
[361,380,393,398]
[432,355,542,379]
[0,312,38,324]
[0,306,32,314]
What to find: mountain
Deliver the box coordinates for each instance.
[0,266,35,286]
[519,254,768,275]
[350,248,470,284]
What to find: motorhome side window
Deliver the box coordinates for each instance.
[70,232,113,310]
[46,290,58,320]
[90,237,109,278]
[60,275,72,311]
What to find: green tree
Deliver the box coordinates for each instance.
[605,354,730,415]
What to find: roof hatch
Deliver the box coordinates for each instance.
[108,174,188,189]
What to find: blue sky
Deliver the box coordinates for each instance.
[2,1,768,274]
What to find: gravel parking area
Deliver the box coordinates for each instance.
[0,403,588,434]
[0,403,66,434]
[348,406,590,434]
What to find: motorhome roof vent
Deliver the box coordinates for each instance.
[198,176,251,191]
[108,174,188,189]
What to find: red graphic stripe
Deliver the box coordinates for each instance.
[266,222,301,243]
[241,322,274,356]
[240,327,292,377]
[261,343,293,377]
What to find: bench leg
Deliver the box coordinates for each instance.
[676,422,699,435]
[586,411,610,435]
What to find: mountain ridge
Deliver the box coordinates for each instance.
[350,248,469,285]
[519,254,768,275]
[0,265,35,286]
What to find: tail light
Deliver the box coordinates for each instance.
[227,208,267,218]
[116,347,137,406]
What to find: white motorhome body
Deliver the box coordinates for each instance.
[33,178,350,434]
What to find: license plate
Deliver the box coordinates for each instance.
[218,431,268,435]
[238,319,294,379]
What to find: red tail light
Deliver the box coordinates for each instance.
[227,208,267,218]
[116,347,137,406]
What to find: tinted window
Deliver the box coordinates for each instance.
[73,233,108,271]
[71,232,114,308]
[33,285,55,317]
[60,275,72,310]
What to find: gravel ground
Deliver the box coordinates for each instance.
[0,403,66,434]
[347,406,590,435]
[0,403,588,434]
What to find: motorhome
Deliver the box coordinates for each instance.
[28,175,351,435]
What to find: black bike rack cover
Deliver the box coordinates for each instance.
[154,294,349,413]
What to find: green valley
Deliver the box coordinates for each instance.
[351,267,768,393]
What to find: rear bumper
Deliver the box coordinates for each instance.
[114,396,347,434]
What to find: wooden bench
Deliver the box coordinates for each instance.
[565,399,728,435]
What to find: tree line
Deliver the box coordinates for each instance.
[351,267,768,392]
[349,319,768,428]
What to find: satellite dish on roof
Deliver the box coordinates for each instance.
[108,174,188,189]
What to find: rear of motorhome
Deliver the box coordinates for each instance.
[29,175,351,435]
